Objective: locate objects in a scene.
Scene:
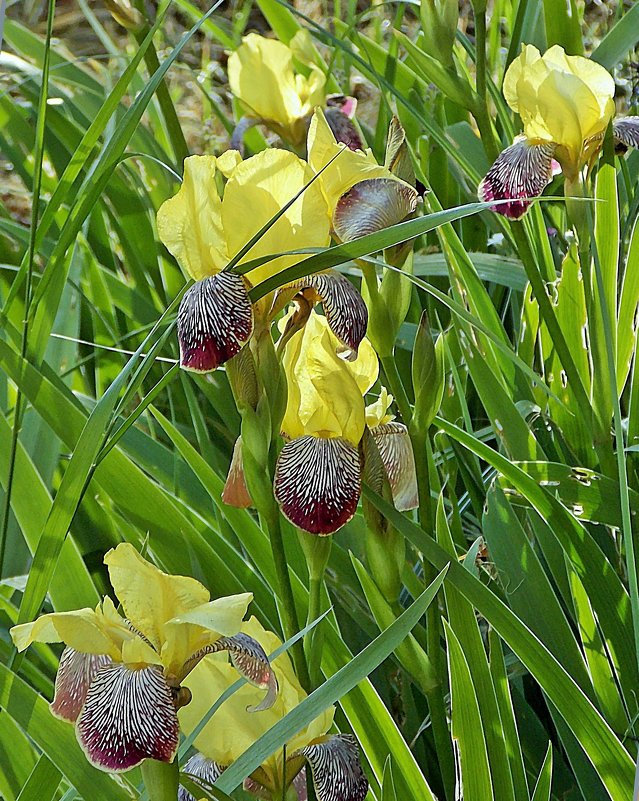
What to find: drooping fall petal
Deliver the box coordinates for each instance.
[296,734,369,801]
[50,647,113,723]
[333,177,417,242]
[274,435,361,535]
[76,663,179,772]
[369,422,419,511]
[178,753,225,801]
[478,138,556,219]
[177,274,254,373]
[286,271,368,354]
[324,107,364,152]
[613,116,639,151]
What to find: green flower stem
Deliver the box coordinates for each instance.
[379,352,455,797]
[299,530,331,688]
[140,758,179,801]
[472,6,499,164]
[261,500,312,693]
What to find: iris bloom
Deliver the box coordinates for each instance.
[307,109,418,242]
[178,618,368,801]
[273,311,378,534]
[228,32,361,152]
[10,544,276,772]
[157,149,368,372]
[479,44,639,219]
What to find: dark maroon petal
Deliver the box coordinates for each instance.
[478,138,556,219]
[369,422,418,512]
[179,753,225,801]
[287,271,368,354]
[333,178,418,242]
[296,734,368,801]
[177,273,253,372]
[324,107,363,151]
[613,116,639,152]
[76,663,178,772]
[222,437,253,509]
[50,647,112,723]
[274,436,361,535]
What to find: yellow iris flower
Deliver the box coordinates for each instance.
[11,544,275,773]
[178,618,368,801]
[228,33,326,146]
[479,45,639,218]
[307,109,418,242]
[274,311,378,534]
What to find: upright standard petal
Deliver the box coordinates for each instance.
[179,753,225,801]
[50,647,113,723]
[285,271,368,354]
[156,156,227,281]
[76,662,179,772]
[221,149,330,287]
[478,138,556,219]
[296,734,369,801]
[177,274,254,372]
[104,543,210,653]
[274,435,361,535]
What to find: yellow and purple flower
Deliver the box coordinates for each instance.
[10,544,276,772]
[479,44,639,218]
[178,618,368,801]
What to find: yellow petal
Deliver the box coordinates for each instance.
[156,155,227,280]
[503,44,615,167]
[161,593,253,678]
[221,149,330,286]
[281,313,378,445]
[307,109,393,214]
[11,607,123,659]
[179,617,333,785]
[104,543,210,654]
[365,386,395,428]
[228,34,309,128]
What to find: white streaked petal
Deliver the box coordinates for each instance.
[286,271,368,353]
[333,178,418,242]
[177,273,253,373]
[50,647,112,723]
[613,116,639,151]
[179,752,225,801]
[297,734,368,801]
[478,138,556,219]
[370,422,418,511]
[274,436,361,535]
[76,663,179,772]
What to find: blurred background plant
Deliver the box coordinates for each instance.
[2,1,639,800]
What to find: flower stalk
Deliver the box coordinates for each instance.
[141,758,179,801]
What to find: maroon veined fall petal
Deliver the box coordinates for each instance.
[222,436,253,509]
[292,766,309,801]
[184,633,277,712]
[50,647,112,723]
[478,138,556,219]
[286,271,368,355]
[295,734,369,801]
[178,753,225,801]
[76,662,179,772]
[326,94,358,119]
[613,116,639,152]
[324,107,363,152]
[274,436,361,535]
[333,178,418,242]
[177,273,254,373]
[369,422,418,512]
